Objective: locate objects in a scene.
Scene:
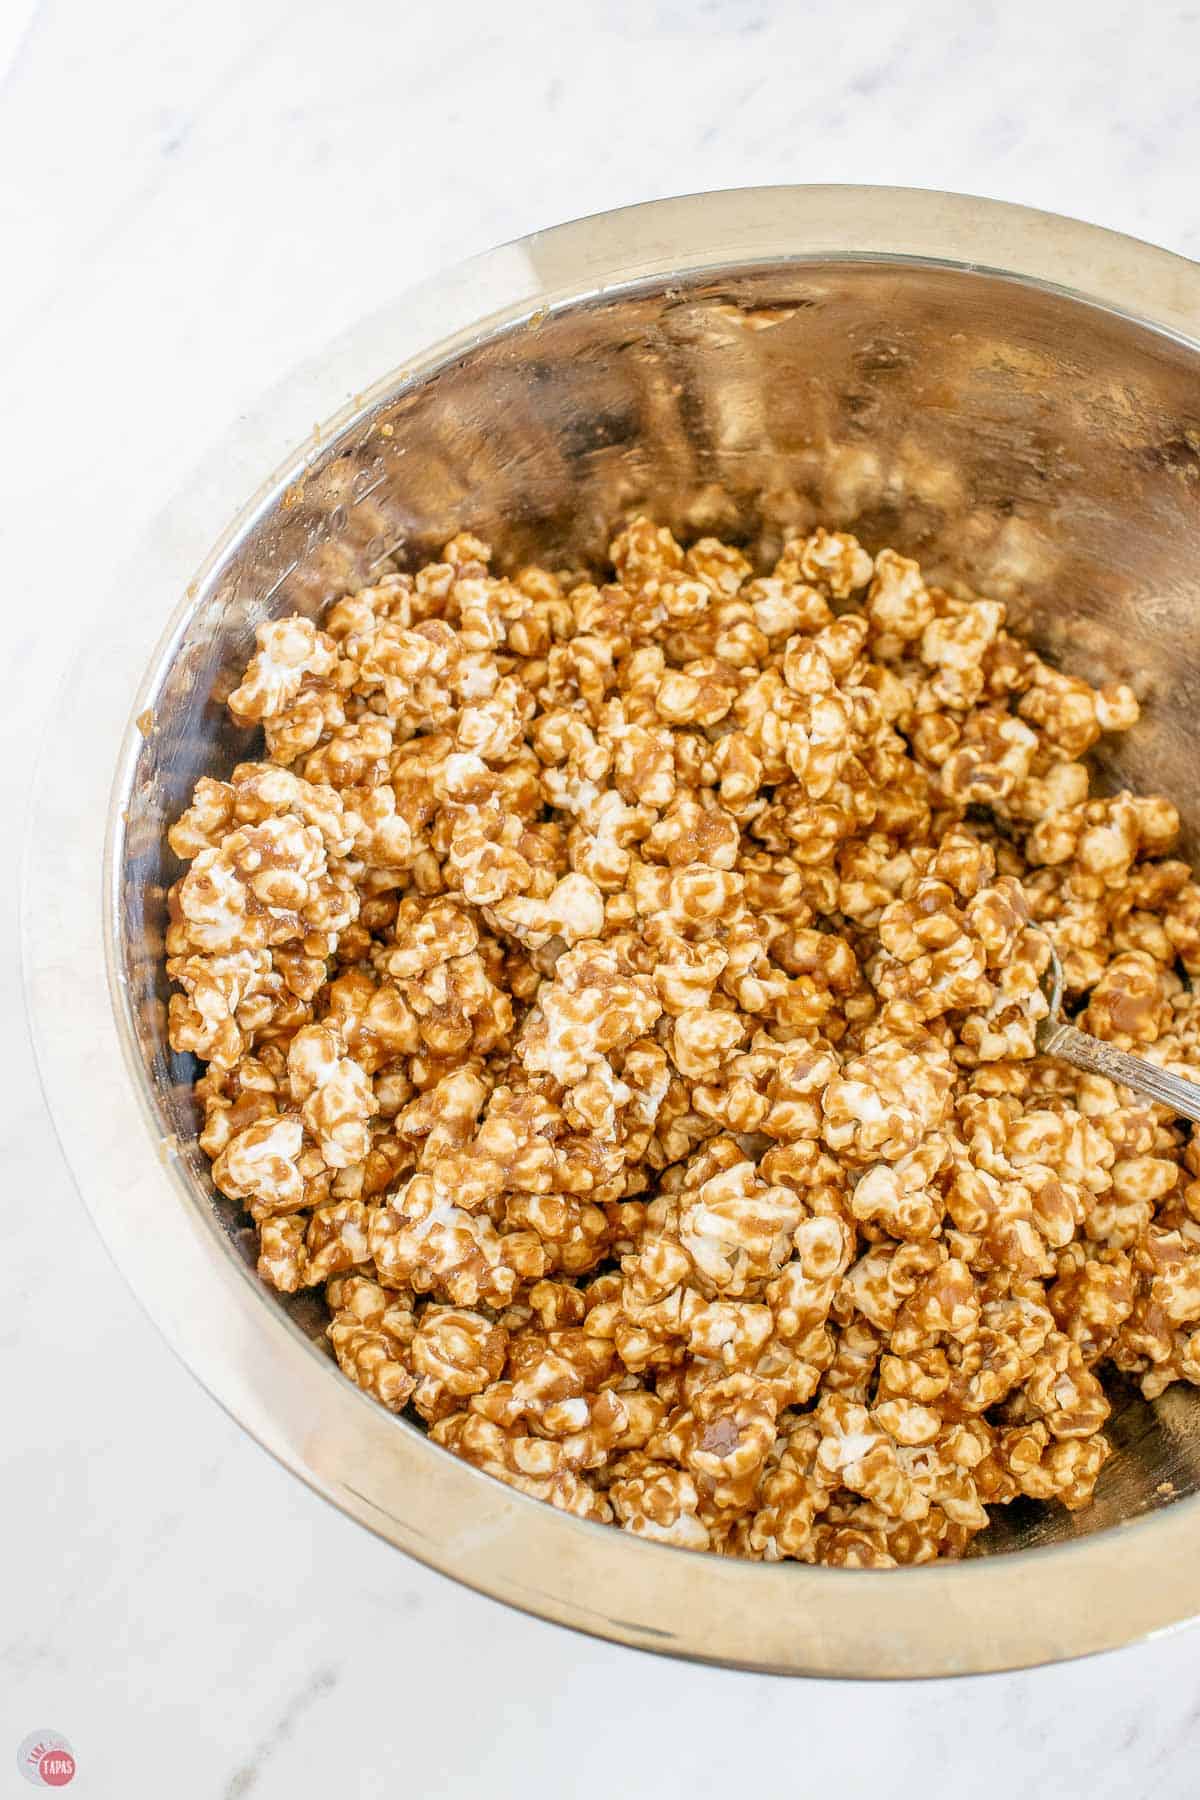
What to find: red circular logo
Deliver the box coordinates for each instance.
[37,1749,75,1788]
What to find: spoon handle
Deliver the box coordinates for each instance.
[1039,1021,1200,1125]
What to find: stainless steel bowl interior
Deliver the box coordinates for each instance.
[42,190,1200,1674]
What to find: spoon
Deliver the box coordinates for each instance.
[1036,940,1200,1125]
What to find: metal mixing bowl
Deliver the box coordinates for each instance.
[26,187,1200,1677]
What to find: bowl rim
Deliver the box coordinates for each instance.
[24,184,1200,1678]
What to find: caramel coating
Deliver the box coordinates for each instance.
[165,520,1200,1566]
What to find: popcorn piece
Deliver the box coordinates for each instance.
[228,616,339,726]
[609,1456,712,1549]
[288,1021,378,1169]
[778,528,873,599]
[410,1306,509,1422]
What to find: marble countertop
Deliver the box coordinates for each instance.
[5,0,1200,1792]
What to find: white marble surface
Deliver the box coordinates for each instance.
[6,0,1200,1792]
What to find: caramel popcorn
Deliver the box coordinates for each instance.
[166,517,1200,1566]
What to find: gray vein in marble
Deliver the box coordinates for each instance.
[224,1667,340,1799]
